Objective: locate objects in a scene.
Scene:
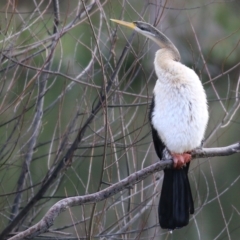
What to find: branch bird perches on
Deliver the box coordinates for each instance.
[8,143,240,240]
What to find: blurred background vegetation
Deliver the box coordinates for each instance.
[0,0,239,239]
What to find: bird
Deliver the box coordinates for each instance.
[111,19,209,230]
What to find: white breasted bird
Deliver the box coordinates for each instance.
[111,19,209,230]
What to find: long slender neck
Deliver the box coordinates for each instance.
[147,30,181,62]
[133,21,181,61]
[155,34,180,61]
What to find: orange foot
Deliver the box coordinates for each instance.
[172,153,192,169]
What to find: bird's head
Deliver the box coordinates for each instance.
[110,19,180,61]
[110,19,156,39]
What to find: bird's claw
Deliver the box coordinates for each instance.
[172,153,192,169]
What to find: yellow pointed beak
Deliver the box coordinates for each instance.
[110,19,136,30]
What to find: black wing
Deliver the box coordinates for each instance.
[149,96,165,159]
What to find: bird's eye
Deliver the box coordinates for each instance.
[133,22,147,31]
[138,25,146,31]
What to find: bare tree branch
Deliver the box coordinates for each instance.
[8,143,240,240]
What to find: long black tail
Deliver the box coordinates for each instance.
[159,163,194,229]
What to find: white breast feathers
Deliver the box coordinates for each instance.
[151,50,209,153]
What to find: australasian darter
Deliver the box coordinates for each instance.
[111,19,209,230]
